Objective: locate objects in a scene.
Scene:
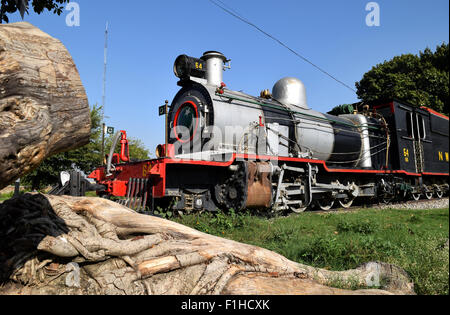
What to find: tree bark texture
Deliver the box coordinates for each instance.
[0,194,415,295]
[0,22,90,190]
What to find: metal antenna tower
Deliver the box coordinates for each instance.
[101,21,109,165]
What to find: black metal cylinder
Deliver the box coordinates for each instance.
[174,55,207,80]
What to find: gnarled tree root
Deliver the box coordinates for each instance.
[0,194,415,295]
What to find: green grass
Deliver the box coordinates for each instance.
[174,208,449,295]
[0,191,15,202]
[85,191,98,198]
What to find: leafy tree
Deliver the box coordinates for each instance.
[355,43,449,115]
[22,104,103,190]
[105,134,151,162]
[120,138,151,162]
[22,105,151,190]
[327,103,356,116]
[0,0,69,23]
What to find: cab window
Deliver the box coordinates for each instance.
[406,112,413,138]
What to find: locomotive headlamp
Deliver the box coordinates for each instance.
[174,101,199,143]
[174,55,207,80]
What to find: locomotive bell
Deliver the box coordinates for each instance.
[272,77,309,109]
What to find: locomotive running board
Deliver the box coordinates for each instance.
[116,178,149,211]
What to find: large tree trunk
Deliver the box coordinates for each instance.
[0,22,90,190]
[0,194,415,295]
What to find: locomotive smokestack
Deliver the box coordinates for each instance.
[201,51,228,87]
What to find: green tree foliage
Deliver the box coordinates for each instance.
[23,104,103,190]
[22,105,151,190]
[105,134,151,162]
[0,0,70,23]
[327,103,356,116]
[125,138,151,161]
[355,43,449,115]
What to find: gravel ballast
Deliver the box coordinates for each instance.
[374,198,449,210]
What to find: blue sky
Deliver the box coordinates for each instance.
[7,0,449,155]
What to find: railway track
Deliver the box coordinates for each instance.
[131,195,449,217]
[309,197,450,215]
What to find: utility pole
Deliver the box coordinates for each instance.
[165,100,169,157]
[101,21,109,165]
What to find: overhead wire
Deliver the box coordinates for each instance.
[211,0,448,115]
[207,0,393,165]
[207,0,357,93]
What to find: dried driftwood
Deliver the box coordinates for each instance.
[0,22,90,190]
[0,194,415,295]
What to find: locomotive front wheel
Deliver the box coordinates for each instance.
[380,194,394,205]
[316,198,335,211]
[411,193,421,201]
[338,198,354,209]
[214,162,248,212]
[290,206,308,214]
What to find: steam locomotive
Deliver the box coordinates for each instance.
[86,51,449,213]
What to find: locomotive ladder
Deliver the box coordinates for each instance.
[413,141,425,173]
[116,178,150,211]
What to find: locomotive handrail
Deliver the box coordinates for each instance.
[216,92,382,131]
[106,131,122,177]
